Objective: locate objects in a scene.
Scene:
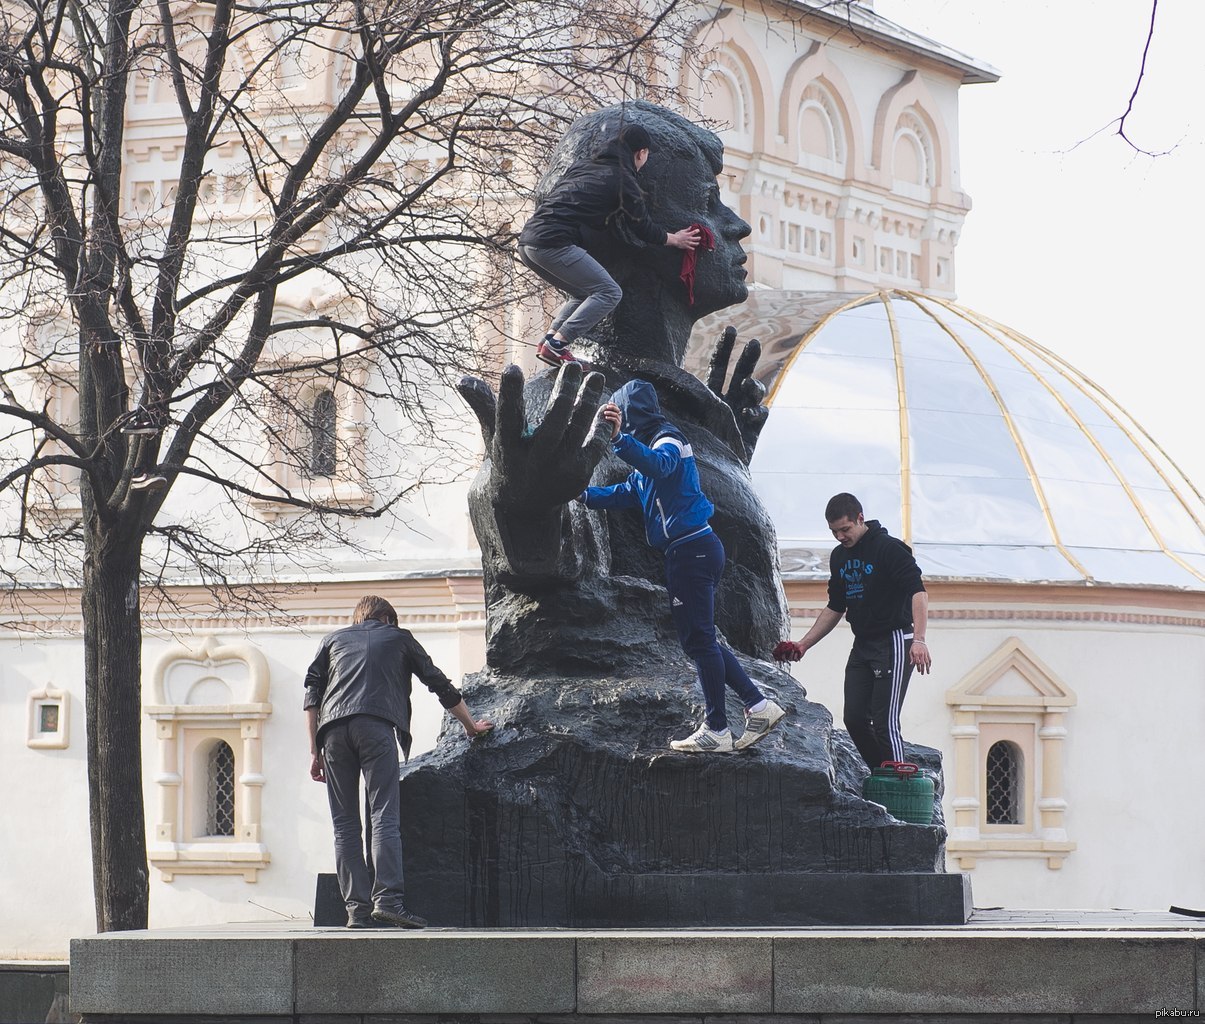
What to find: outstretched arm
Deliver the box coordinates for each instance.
[774,607,843,663]
[448,700,494,738]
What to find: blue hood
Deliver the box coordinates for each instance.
[611,379,670,444]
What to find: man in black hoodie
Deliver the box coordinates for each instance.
[518,123,701,366]
[774,493,930,771]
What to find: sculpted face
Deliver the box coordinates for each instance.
[638,131,752,319]
[538,102,752,331]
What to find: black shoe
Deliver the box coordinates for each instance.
[371,904,427,929]
[347,915,383,929]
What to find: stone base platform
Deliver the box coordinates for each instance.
[314,871,973,927]
[69,910,1205,1022]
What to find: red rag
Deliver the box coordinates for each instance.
[679,223,716,305]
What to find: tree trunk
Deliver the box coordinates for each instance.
[82,527,149,932]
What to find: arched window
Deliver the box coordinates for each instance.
[147,637,272,880]
[891,109,935,191]
[309,389,337,478]
[797,83,846,171]
[893,132,924,185]
[985,740,1022,825]
[206,741,236,837]
[695,51,755,151]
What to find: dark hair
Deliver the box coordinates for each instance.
[539,101,726,202]
[352,595,398,625]
[619,124,652,154]
[825,493,863,524]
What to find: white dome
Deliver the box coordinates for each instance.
[691,290,1205,588]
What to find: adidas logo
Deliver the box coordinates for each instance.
[671,597,684,606]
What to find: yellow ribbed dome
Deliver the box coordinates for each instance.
[691,290,1204,588]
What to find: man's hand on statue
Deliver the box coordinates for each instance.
[773,640,804,663]
[309,752,326,783]
[464,719,495,739]
[667,226,702,250]
[705,325,769,460]
[457,362,611,507]
[600,402,622,440]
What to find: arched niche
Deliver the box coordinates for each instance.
[679,17,774,154]
[871,70,953,200]
[778,41,864,176]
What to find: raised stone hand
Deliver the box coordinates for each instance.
[705,325,768,461]
[459,362,612,586]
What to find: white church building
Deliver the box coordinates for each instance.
[2,0,1202,958]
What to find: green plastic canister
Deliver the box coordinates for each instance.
[861,761,934,825]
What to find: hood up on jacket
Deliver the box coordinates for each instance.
[612,379,671,444]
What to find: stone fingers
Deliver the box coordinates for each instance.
[530,361,584,459]
[561,370,605,452]
[706,325,737,394]
[457,376,496,446]
[725,337,762,406]
[495,365,529,471]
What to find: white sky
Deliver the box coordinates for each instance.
[874,0,1204,491]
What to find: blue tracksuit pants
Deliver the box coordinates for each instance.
[664,531,764,730]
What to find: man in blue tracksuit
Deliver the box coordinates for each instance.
[580,379,785,752]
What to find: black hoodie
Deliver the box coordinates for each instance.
[826,520,925,639]
[518,139,667,249]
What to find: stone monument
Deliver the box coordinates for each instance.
[393,101,967,927]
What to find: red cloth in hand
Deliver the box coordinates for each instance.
[679,223,715,305]
[773,640,803,663]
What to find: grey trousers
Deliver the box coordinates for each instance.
[322,715,405,917]
[518,243,622,342]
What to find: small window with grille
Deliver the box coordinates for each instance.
[985,740,1022,825]
[206,741,236,836]
[308,389,338,478]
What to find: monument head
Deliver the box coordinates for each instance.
[537,100,752,365]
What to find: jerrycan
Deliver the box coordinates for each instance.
[862,761,934,825]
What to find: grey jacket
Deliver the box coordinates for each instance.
[303,619,463,758]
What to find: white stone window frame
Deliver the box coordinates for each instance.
[27,685,70,749]
[945,636,1076,870]
[25,355,84,520]
[251,332,374,516]
[145,636,272,882]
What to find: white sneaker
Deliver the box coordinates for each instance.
[734,699,786,750]
[669,724,733,753]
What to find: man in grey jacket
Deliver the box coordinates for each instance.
[305,595,493,928]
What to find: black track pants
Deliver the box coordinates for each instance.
[843,629,914,770]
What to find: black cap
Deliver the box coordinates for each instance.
[619,124,652,154]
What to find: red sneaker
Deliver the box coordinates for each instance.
[537,339,579,366]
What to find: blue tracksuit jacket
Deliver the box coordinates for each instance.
[582,380,714,553]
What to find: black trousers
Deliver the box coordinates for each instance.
[843,629,914,770]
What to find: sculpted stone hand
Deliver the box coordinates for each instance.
[458,362,611,587]
[706,325,768,461]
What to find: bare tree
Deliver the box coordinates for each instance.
[0,0,695,931]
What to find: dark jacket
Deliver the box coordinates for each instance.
[583,380,714,553]
[826,520,925,639]
[518,140,667,249]
[302,619,463,758]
